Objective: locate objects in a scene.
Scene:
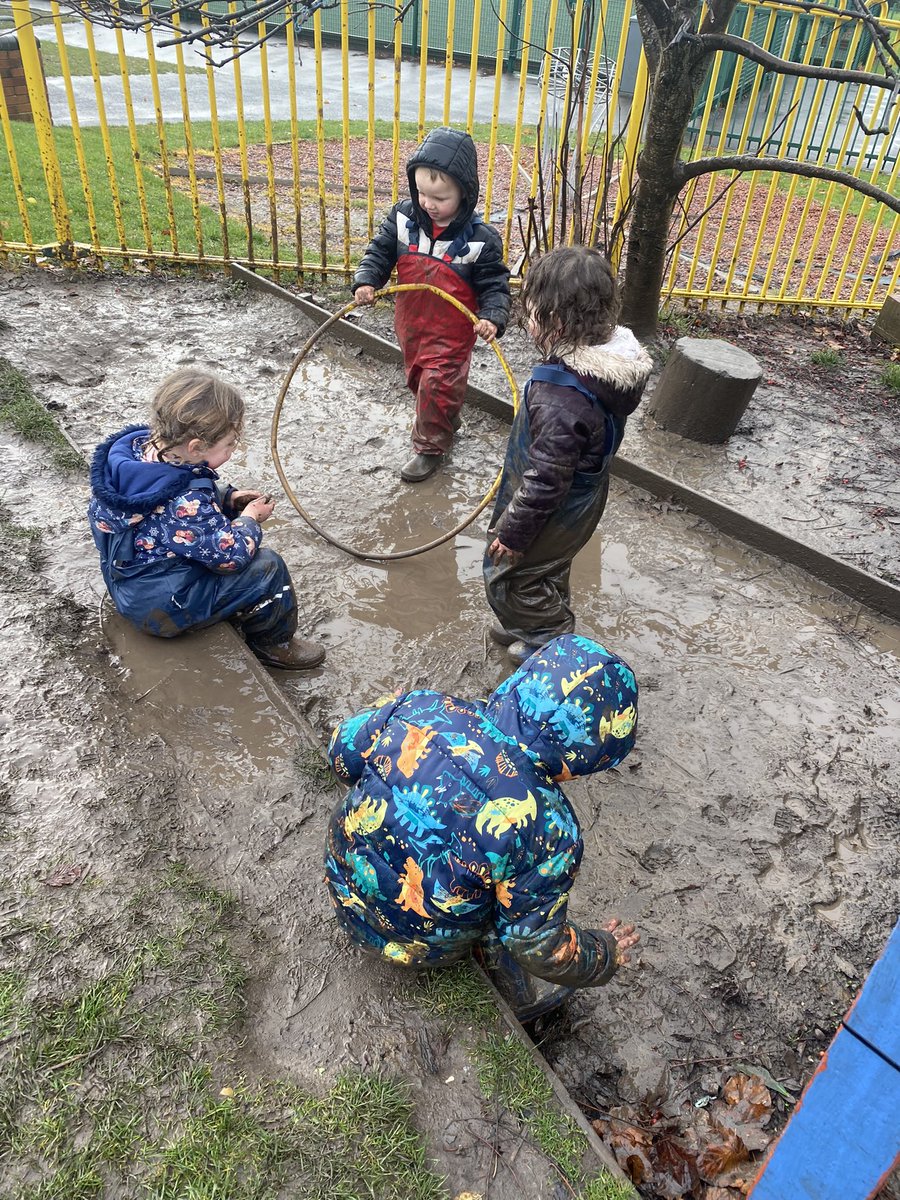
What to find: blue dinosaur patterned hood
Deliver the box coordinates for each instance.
[481,635,638,780]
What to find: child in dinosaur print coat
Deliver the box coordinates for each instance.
[324,635,640,1016]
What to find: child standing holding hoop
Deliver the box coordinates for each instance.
[352,127,511,483]
[485,247,653,666]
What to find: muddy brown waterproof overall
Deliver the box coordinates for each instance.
[484,376,615,646]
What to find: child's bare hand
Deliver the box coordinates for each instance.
[243,495,275,523]
[354,285,376,306]
[602,917,640,967]
[474,318,498,343]
[488,537,522,567]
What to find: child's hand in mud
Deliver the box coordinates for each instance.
[602,917,640,967]
[474,318,498,343]
[354,285,376,306]
[488,537,522,567]
[230,489,262,514]
[243,494,275,523]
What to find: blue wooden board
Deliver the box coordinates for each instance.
[843,921,900,1067]
[749,1024,900,1199]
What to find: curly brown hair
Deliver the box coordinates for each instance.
[522,246,619,359]
[149,369,244,457]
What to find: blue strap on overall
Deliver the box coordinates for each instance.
[527,363,618,467]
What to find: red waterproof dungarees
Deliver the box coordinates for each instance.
[396,246,478,456]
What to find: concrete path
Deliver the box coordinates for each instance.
[28,12,632,132]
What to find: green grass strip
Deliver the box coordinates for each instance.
[0,117,534,258]
[0,356,84,472]
[0,866,446,1200]
[414,964,634,1199]
[477,1030,635,1200]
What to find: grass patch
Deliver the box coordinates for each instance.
[810,347,843,367]
[413,959,497,1026]
[0,357,84,472]
[295,745,343,791]
[0,120,272,260]
[37,37,203,78]
[0,116,535,261]
[477,1031,635,1200]
[0,865,446,1200]
[414,964,633,1198]
[881,362,900,393]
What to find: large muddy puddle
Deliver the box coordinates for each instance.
[3,267,900,1169]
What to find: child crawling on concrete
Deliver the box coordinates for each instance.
[88,368,324,671]
[324,634,639,1021]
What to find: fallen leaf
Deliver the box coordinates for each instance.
[43,863,87,887]
[731,1062,795,1104]
[722,1074,772,1122]
[697,1120,750,1181]
[652,1133,702,1196]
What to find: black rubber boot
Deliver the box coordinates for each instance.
[400,453,444,483]
[506,638,547,666]
[480,946,574,1022]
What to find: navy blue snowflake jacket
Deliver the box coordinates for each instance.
[88,425,263,618]
[325,635,638,986]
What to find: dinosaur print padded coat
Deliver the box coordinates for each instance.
[324,635,638,986]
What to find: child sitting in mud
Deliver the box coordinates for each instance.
[88,368,324,671]
[324,634,640,1021]
[352,126,511,483]
[485,246,654,666]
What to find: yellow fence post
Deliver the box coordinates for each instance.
[11,0,73,259]
[609,49,646,275]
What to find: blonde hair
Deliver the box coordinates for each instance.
[149,369,244,457]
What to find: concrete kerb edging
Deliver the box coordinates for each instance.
[232,260,900,627]
[472,962,632,1186]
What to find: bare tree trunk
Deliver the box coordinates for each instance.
[620,41,707,336]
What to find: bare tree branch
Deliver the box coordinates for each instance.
[700,31,898,89]
[750,0,895,19]
[848,0,900,74]
[676,154,900,212]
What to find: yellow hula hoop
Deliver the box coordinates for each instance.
[270,282,520,563]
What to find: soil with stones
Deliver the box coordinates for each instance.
[2,265,899,1198]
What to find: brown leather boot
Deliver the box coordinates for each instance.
[251,636,325,670]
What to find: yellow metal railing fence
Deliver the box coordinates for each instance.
[0,0,898,312]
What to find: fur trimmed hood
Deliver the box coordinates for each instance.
[555,326,654,394]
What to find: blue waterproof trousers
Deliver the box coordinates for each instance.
[111,547,298,648]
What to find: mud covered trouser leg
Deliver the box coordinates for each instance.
[475,931,574,1021]
[484,477,610,644]
[212,548,298,647]
[484,551,577,646]
[408,353,472,456]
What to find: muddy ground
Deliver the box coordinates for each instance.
[2,266,899,1196]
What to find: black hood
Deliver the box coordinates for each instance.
[405,127,479,236]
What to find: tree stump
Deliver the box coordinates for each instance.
[872,293,900,346]
[648,337,762,444]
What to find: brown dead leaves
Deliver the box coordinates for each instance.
[594,1073,774,1199]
